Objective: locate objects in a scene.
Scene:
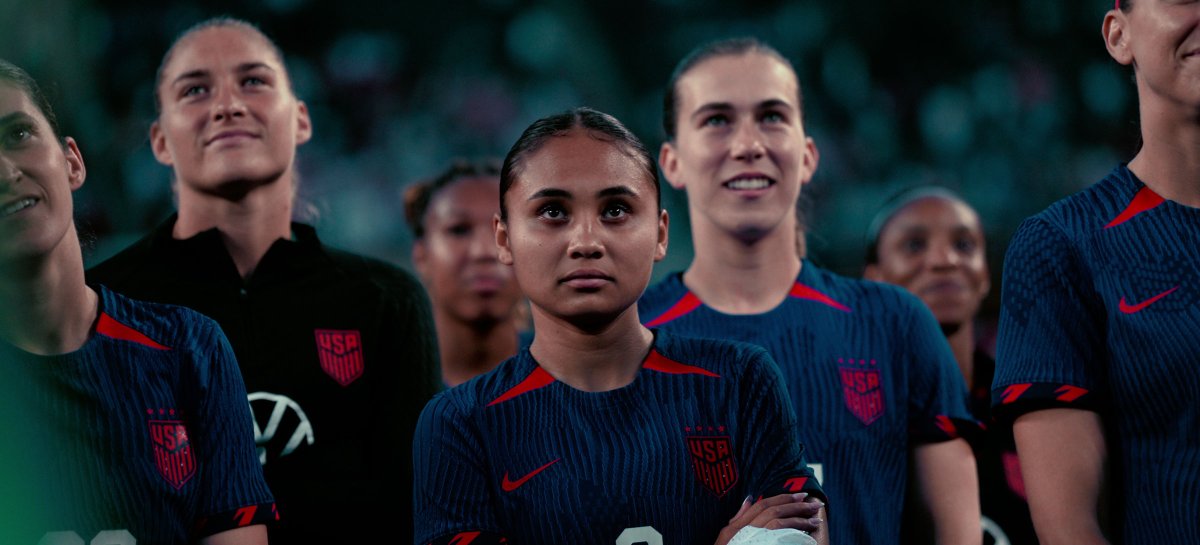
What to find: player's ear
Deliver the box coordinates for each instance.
[63,137,86,191]
[150,121,174,167]
[654,209,669,262]
[659,141,686,190]
[495,214,514,266]
[1103,10,1133,66]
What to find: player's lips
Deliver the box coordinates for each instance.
[722,172,775,191]
[467,274,507,295]
[560,269,613,289]
[205,129,259,146]
[0,196,38,218]
[919,279,968,297]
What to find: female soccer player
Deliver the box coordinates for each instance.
[0,59,272,544]
[413,107,828,545]
[865,187,1036,545]
[404,160,527,386]
[86,18,440,544]
[993,2,1200,543]
[638,38,981,545]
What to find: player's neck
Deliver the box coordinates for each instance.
[685,220,802,314]
[436,313,519,387]
[1129,99,1200,207]
[944,320,976,390]
[174,181,294,279]
[528,306,653,393]
[0,234,98,355]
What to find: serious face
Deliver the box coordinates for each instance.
[496,129,667,329]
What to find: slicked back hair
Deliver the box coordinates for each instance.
[662,37,802,141]
[499,107,660,221]
[153,16,290,114]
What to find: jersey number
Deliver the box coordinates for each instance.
[616,526,662,545]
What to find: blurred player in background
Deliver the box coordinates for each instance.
[865,186,1037,545]
[404,160,528,387]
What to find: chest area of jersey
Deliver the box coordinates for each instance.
[478,393,742,532]
[1084,225,1200,392]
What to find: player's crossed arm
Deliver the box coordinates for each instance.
[715,493,827,545]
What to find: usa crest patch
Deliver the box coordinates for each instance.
[839,358,884,425]
[148,417,196,489]
[686,435,739,497]
[314,329,364,386]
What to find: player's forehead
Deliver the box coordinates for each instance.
[676,52,799,111]
[884,197,983,238]
[518,130,653,198]
[162,26,285,81]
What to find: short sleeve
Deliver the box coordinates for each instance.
[901,295,977,444]
[992,217,1104,420]
[737,347,826,502]
[412,393,507,545]
[189,319,278,536]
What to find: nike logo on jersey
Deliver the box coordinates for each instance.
[1118,286,1178,314]
[501,458,560,492]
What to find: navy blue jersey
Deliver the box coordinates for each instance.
[413,331,823,545]
[0,286,274,544]
[639,262,974,545]
[994,164,1200,543]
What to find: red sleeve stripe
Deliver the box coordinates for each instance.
[1055,385,1089,402]
[1105,186,1164,229]
[789,282,851,313]
[644,292,702,327]
[487,366,556,406]
[96,312,170,350]
[1000,383,1032,404]
[642,350,720,378]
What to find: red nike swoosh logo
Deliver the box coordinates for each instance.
[501,458,560,492]
[1118,286,1179,314]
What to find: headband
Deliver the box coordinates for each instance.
[865,186,966,256]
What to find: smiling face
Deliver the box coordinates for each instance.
[1105,0,1200,111]
[151,25,311,197]
[0,83,86,266]
[414,176,522,326]
[496,129,667,329]
[865,196,990,329]
[660,51,818,243]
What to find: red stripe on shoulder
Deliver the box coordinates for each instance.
[96,312,170,350]
[789,282,851,312]
[1105,186,1164,229]
[487,366,555,406]
[644,292,702,327]
[643,349,720,378]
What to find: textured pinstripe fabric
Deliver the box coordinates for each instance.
[413,331,822,544]
[638,262,973,545]
[0,286,274,544]
[994,164,1200,543]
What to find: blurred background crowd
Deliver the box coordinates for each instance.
[3,0,1137,338]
